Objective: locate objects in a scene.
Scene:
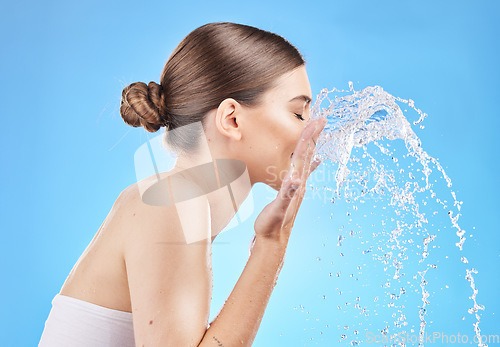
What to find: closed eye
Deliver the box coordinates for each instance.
[294,113,305,121]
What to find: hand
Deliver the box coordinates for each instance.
[253,117,328,247]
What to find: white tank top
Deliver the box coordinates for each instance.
[39,293,135,347]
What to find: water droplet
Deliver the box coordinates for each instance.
[307,84,482,337]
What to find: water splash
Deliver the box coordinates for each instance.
[308,83,486,346]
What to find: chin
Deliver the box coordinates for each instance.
[260,159,289,191]
[265,176,284,192]
[269,182,280,191]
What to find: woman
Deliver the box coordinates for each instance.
[39,22,327,347]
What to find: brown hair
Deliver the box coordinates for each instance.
[120,22,305,154]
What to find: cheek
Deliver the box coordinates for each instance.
[243,109,305,185]
[265,121,304,184]
[242,129,275,182]
[280,121,304,160]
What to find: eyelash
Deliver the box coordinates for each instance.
[294,113,305,121]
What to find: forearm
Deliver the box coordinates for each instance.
[198,238,288,347]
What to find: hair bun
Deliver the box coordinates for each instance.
[120,81,169,132]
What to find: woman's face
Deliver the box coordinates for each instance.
[238,65,313,190]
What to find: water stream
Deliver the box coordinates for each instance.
[308,83,486,346]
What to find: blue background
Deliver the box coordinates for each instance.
[1,0,498,345]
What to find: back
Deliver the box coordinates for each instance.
[123,178,213,346]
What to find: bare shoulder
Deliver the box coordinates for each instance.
[119,174,211,252]
[119,177,180,245]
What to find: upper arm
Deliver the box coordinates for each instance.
[124,192,213,347]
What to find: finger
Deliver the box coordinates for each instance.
[281,181,302,230]
[309,157,323,174]
[290,120,318,169]
[254,174,301,236]
[280,118,327,229]
[311,117,327,144]
[286,120,327,221]
[275,159,303,213]
[300,118,327,181]
[281,145,315,229]
[303,151,323,180]
[288,118,325,181]
[281,178,307,230]
[280,172,302,206]
[300,133,320,181]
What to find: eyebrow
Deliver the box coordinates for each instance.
[289,95,312,104]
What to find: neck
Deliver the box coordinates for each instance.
[171,153,254,243]
[207,160,254,240]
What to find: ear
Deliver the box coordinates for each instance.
[214,98,243,142]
